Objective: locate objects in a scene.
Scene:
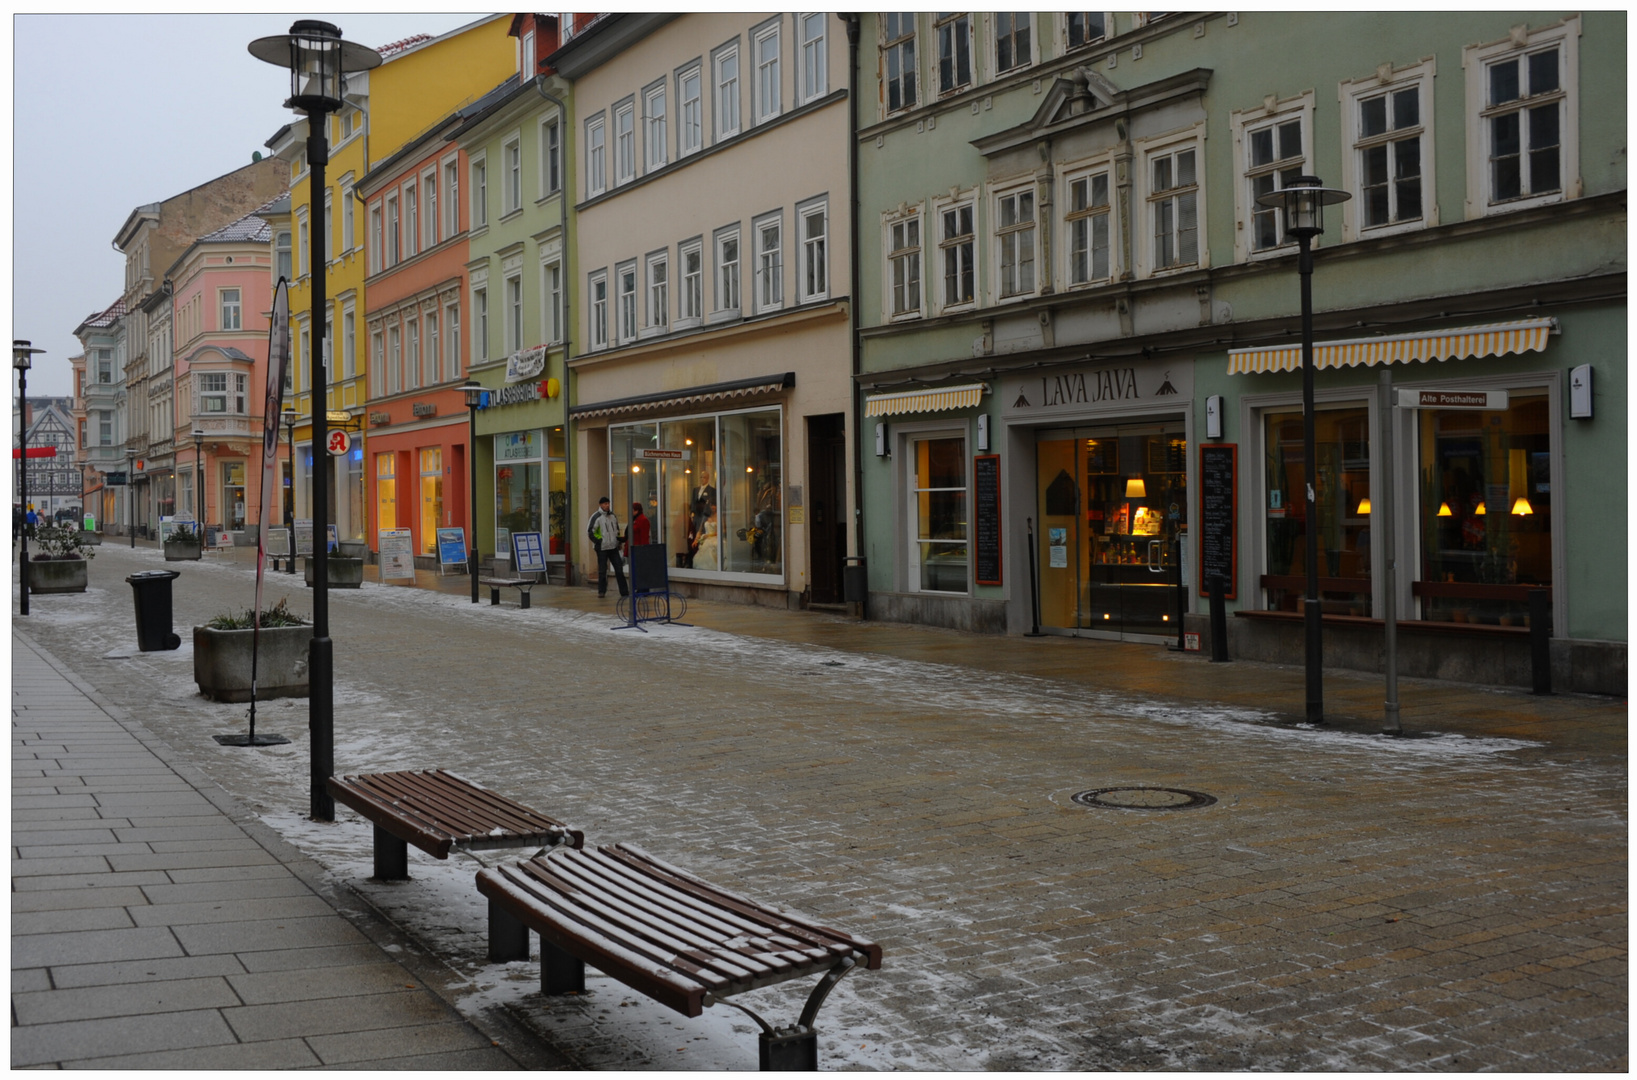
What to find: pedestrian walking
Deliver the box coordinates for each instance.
[626,501,651,556]
[586,496,628,598]
[25,504,39,538]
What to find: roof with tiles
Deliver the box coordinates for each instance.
[82,298,127,329]
[197,211,273,245]
[376,33,433,59]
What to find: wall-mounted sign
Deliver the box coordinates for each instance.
[505,345,548,383]
[480,379,552,409]
[1000,357,1193,419]
[368,411,392,426]
[1395,388,1510,411]
[411,402,437,417]
[1198,444,1237,600]
[974,454,1002,585]
[638,448,689,461]
[326,430,351,456]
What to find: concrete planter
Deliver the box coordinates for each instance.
[164,540,202,562]
[28,558,89,594]
[306,556,364,588]
[193,624,311,703]
[338,540,368,560]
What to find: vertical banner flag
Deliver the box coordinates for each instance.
[248,279,291,738]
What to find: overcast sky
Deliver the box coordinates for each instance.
[11,12,487,398]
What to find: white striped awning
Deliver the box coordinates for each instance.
[1227,318,1557,375]
[864,382,986,417]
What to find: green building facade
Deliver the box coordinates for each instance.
[852,11,1624,692]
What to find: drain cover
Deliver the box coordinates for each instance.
[1072,786,1217,811]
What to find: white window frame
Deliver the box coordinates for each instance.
[714,39,742,141]
[644,250,669,335]
[1463,16,1580,218]
[406,317,421,390]
[797,196,828,304]
[881,12,918,117]
[444,299,461,381]
[589,269,610,350]
[505,272,524,355]
[540,116,562,196]
[199,371,230,414]
[1062,12,1109,53]
[386,324,401,396]
[470,153,489,229]
[384,193,400,267]
[904,428,970,596]
[1231,93,1315,262]
[1061,160,1116,288]
[645,82,668,171]
[1339,58,1438,242]
[473,284,490,363]
[798,13,828,104]
[752,210,783,313]
[276,229,293,282]
[753,19,782,124]
[402,180,418,258]
[502,134,523,214]
[423,308,439,386]
[885,207,924,321]
[370,328,383,394]
[296,209,310,278]
[613,102,636,186]
[933,191,977,313]
[990,12,1033,78]
[542,258,563,345]
[934,12,973,97]
[678,64,704,156]
[1135,125,1208,279]
[679,237,705,327]
[323,191,333,265]
[342,305,356,379]
[340,179,356,253]
[442,155,461,237]
[992,181,1038,302]
[219,288,242,331]
[585,115,607,196]
[714,226,742,319]
[368,205,383,274]
[616,260,639,344]
[421,167,438,249]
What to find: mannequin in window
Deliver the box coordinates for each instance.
[692,502,720,570]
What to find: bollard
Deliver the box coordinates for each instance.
[1208,574,1229,663]
[1529,588,1551,695]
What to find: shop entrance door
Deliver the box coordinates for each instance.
[1036,421,1187,641]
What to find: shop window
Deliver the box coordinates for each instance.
[375,451,396,533]
[909,435,967,593]
[665,417,720,570]
[495,431,544,556]
[1263,404,1372,616]
[419,448,443,555]
[720,410,782,574]
[1417,392,1551,624]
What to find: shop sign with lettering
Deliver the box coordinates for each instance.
[368,411,392,426]
[412,402,437,417]
[481,379,551,409]
[1000,358,1193,419]
[498,431,538,460]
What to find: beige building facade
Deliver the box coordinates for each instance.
[552,12,855,608]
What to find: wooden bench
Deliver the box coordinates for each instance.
[476,843,882,1070]
[479,576,537,608]
[326,769,582,880]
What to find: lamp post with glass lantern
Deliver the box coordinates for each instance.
[250,21,381,820]
[126,449,136,548]
[282,408,297,573]
[1254,175,1350,724]
[462,381,483,603]
[14,340,44,616]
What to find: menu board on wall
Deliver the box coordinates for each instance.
[974,454,1002,586]
[1198,443,1237,599]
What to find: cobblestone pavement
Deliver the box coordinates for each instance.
[12,542,1627,1070]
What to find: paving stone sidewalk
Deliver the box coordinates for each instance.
[10,630,562,1070]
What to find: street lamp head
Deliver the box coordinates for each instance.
[192,430,205,449]
[462,380,485,409]
[1255,175,1350,239]
[249,20,381,117]
[13,340,44,371]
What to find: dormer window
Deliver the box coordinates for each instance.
[522,28,535,75]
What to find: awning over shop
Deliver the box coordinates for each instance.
[570,372,794,420]
[1226,318,1556,375]
[863,382,987,417]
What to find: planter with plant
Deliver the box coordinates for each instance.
[29,524,94,593]
[305,552,364,588]
[194,598,311,703]
[164,523,203,561]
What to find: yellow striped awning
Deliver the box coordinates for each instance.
[864,382,987,417]
[1227,318,1557,375]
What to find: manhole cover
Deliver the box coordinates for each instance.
[1072,787,1217,811]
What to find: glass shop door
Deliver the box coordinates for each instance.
[1036,422,1187,641]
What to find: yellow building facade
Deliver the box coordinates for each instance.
[264,16,516,539]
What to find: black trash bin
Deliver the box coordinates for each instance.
[126,570,182,651]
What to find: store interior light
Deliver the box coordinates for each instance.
[1511,497,1534,515]
[631,465,641,474]
[1437,501,1453,517]
[1475,502,1486,516]
[1356,496,1371,515]
[1125,478,1147,499]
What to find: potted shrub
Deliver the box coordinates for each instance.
[28,524,93,593]
[194,598,311,703]
[164,523,203,561]
[305,549,365,588]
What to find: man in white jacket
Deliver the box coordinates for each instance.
[586,496,628,598]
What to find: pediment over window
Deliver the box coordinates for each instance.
[973,67,1213,158]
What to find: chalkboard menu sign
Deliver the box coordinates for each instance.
[974,454,1002,586]
[1198,443,1237,599]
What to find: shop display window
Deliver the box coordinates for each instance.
[909,436,967,593]
[375,452,396,533]
[419,448,443,555]
[720,411,782,574]
[1263,405,1372,616]
[1417,392,1550,624]
[495,431,543,552]
[663,417,719,570]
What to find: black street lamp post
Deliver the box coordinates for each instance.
[251,21,381,821]
[126,449,136,548]
[282,408,297,573]
[14,340,43,615]
[192,430,205,528]
[1254,175,1351,724]
[462,381,483,603]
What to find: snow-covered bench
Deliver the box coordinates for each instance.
[476,843,882,1070]
[326,768,582,880]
